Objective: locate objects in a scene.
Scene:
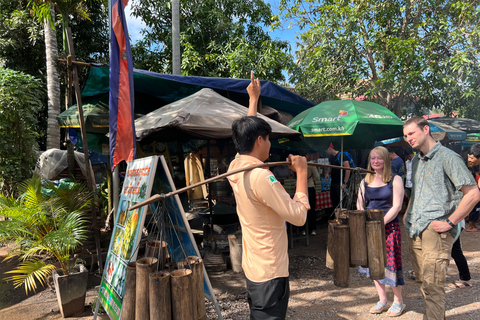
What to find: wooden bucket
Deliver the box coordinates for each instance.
[149,271,171,320]
[333,224,350,287]
[335,208,348,220]
[348,210,368,267]
[145,240,168,271]
[367,209,387,266]
[135,257,157,320]
[187,256,206,320]
[326,220,338,270]
[120,262,136,320]
[366,220,385,280]
[171,269,194,320]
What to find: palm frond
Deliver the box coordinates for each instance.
[0,175,91,291]
[5,258,56,294]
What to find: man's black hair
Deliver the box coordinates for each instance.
[386,147,395,153]
[404,148,413,155]
[469,143,480,158]
[232,116,272,154]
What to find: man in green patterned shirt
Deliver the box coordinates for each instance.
[403,116,480,320]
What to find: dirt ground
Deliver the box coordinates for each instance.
[1,213,480,320]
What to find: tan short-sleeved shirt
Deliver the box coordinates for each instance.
[227,155,309,282]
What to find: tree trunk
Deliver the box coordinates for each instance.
[172,0,180,74]
[45,4,60,150]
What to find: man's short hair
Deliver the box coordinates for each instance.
[404,148,413,156]
[386,147,395,153]
[232,116,272,154]
[403,116,432,136]
[469,143,480,158]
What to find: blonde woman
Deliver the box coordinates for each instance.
[357,146,405,317]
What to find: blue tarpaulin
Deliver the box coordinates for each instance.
[82,65,315,117]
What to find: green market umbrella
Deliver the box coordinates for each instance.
[281,99,404,151]
[57,92,164,135]
[281,99,404,208]
[461,133,480,148]
[57,95,109,134]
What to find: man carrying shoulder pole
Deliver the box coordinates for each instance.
[227,72,309,319]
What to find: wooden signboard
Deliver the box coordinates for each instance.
[98,156,159,320]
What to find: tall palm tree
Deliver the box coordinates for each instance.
[44,3,60,150]
[30,0,90,150]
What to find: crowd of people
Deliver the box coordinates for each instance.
[226,72,480,320]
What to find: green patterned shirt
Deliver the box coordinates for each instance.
[406,142,476,238]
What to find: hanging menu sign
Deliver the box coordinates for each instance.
[98,156,158,320]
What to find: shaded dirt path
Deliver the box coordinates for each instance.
[1,215,479,319]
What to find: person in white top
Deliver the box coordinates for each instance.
[404,148,414,199]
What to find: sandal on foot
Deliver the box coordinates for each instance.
[370,300,389,314]
[387,301,405,317]
[448,280,472,289]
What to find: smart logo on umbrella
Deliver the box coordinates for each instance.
[312,109,349,123]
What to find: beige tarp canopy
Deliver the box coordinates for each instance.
[135,88,301,142]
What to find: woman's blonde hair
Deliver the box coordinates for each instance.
[365,146,392,184]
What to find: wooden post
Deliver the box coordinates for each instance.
[149,271,171,320]
[366,220,385,280]
[121,262,136,320]
[65,27,103,273]
[66,55,75,178]
[171,269,194,320]
[187,256,206,320]
[136,257,157,320]
[326,220,338,270]
[348,210,368,267]
[228,234,243,273]
[333,224,350,287]
[367,209,387,266]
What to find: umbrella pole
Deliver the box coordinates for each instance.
[340,137,344,209]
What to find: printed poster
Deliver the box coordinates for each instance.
[98,156,158,320]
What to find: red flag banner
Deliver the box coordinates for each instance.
[109,0,135,170]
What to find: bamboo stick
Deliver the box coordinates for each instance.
[149,271,171,320]
[129,162,373,211]
[366,220,385,280]
[136,257,157,320]
[333,224,350,287]
[58,58,100,67]
[120,262,136,320]
[348,210,368,267]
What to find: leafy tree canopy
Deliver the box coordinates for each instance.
[130,0,294,82]
[276,0,480,117]
[0,67,44,197]
[0,0,45,78]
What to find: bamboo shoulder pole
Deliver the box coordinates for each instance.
[129,162,373,211]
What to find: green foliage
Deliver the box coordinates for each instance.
[94,177,109,217]
[70,1,109,63]
[276,0,480,116]
[130,0,293,82]
[0,0,46,78]
[0,67,44,197]
[0,175,92,294]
